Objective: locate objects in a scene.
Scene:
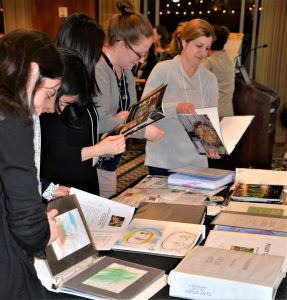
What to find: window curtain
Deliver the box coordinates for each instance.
[3,0,32,33]
[255,0,287,143]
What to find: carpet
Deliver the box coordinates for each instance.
[116,148,148,194]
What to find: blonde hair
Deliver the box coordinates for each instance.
[180,18,215,44]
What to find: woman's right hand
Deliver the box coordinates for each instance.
[176,102,196,114]
[47,209,59,245]
[97,134,126,156]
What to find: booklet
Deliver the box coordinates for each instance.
[177,107,254,155]
[106,84,167,137]
[35,195,167,299]
[112,218,205,258]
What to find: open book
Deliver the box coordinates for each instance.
[107,84,167,137]
[112,218,205,258]
[35,195,167,299]
[178,107,254,155]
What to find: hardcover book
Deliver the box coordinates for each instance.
[230,183,283,203]
[134,202,206,225]
[112,218,205,258]
[106,84,167,137]
[34,195,167,299]
[204,230,287,272]
[168,245,285,300]
[177,107,254,155]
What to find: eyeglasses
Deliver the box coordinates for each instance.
[117,39,144,59]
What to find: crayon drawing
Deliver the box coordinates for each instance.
[83,263,146,293]
[52,208,90,260]
[114,225,162,250]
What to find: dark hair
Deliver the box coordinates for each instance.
[0,30,63,119]
[106,0,153,46]
[154,25,170,49]
[56,47,93,128]
[210,25,230,51]
[55,13,105,97]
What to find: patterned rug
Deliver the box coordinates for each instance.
[116,144,148,194]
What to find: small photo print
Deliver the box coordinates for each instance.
[108,215,125,227]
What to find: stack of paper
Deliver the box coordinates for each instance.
[205,230,287,273]
[168,167,235,190]
[168,245,285,300]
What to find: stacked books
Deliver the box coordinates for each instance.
[168,166,235,190]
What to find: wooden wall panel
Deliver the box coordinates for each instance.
[31,0,96,39]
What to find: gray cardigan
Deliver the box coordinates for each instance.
[142,55,219,170]
[95,55,138,134]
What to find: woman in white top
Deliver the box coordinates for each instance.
[142,19,221,176]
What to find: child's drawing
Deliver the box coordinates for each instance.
[52,208,90,260]
[161,231,197,251]
[83,263,146,293]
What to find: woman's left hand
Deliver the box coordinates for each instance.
[207,148,221,159]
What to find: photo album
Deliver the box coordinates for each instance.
[34,194,167,300]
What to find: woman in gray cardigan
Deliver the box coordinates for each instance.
[95,0,164,198]
[142,19,221,176]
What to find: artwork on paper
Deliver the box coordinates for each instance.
[160,231,197,251]
[115,226,163,249]
[52,208,90,260]
[83,263,147,293]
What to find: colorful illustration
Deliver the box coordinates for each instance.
[52,208,90,260]
[115,226,162,249]
[83,263,146,293]
[178,113,227,155]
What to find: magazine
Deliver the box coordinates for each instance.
[178,107,254,155]
[106,84,167,137]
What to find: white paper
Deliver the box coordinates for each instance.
[235,168,287,186]
[69,188,135,250]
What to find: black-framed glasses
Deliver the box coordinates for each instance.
[117,39,144,59]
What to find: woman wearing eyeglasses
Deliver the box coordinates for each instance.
[95,0,164,198]
[0,30,62,299]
